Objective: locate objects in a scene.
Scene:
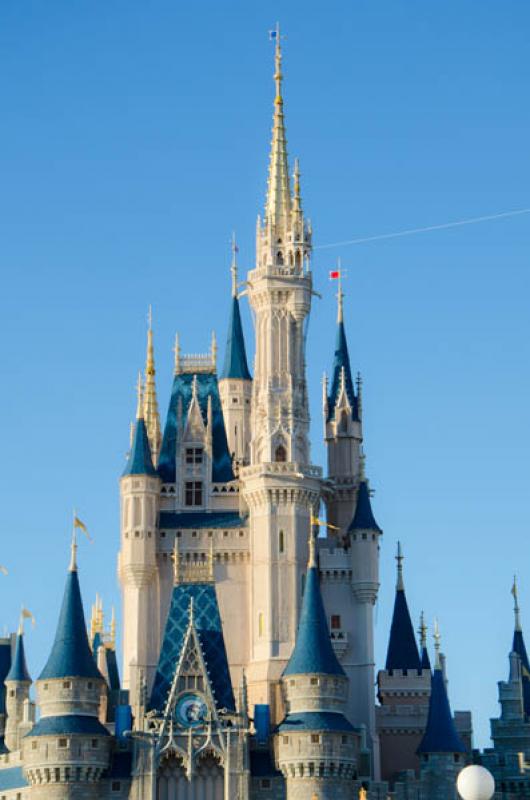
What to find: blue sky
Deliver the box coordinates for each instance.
[1,1,529,747]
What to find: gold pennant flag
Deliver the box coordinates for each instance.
[21,607,36,627]
[310,514,340,531]
[74,516,92,542]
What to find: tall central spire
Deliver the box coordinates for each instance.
[265,24,291,229]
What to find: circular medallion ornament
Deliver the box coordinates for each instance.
[175,693,208,728]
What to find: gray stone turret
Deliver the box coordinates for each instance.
[23,540,111,799]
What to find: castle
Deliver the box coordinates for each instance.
[0,31,528,800]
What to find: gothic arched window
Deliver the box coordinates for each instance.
[275,444,287,462]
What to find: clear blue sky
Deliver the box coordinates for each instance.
[1,1,529,748]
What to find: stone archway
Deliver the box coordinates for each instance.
[157,752,224,800]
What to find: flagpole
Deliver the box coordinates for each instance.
[70,508,78,571]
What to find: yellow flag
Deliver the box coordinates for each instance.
[74,516,92,541]
[0,565,7,576]
[21,607,36,627]
[310,514,340,531]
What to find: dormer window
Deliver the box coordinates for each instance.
[186,447,203,464]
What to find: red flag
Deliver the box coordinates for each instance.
[329,270,340,279]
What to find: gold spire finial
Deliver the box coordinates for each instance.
[70,529,77,572]
[308,526,317,568]
[136,371,144,420]
[512,575,522,632]
[231,232,238,298]
[419,611,427,648]
[433,618,441,669]
[265,23,291,229]
[144,307,161,464]
[396,541,404,591]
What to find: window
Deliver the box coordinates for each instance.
[258,612,264,638]
[261,779,271,789]
[342,735,348,744]
[275,444,287,462]
[310,677,318,686]
[32,741,37,750]
[331,615,341,630]
[87,682,93,690]
[91,739,98,748]
[186,447,203,464]
[58,738,68,748]
[311,734,320,744]
[279,530,284,553]
[62,681,71,689]
[185,481,203,507]
[111,782,121,792]
[283,736,289,745]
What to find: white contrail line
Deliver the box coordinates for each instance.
[314,207,530,250]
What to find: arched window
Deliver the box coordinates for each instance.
[279,530,284,554]
[276,250,284,265]
[275,444,287,462]
[339,411,348,433]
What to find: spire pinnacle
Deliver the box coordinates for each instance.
[396,541,404,591]
[265,23,291,229]
[231,232,238,298]
[144,307,161,464]
[419,610,427,649]
[292,158,302,216]
[308,526,317,568]
[136,371,144,420]
[69,516,78,573]
[336,260,344,323]
[513,575,522,632]
[433,618,441,669]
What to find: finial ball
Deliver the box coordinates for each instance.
[457,765,495,800]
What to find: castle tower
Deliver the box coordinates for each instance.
[490,578,530,757]
[240,29,321,716]
[23,540,111,799]
[376,544,430,782]
[276,533,358,799]
[416,624,467,800]
[118,375,161,708]
[4,626,32,752]
[218,234,253,469]
[323,277,362,532]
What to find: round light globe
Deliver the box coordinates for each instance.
[457,765,495,800]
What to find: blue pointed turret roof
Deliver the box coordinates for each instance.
[284,558,345,677]
[327,321,358,421]
[39,561,102,681]
[512,629,530,716]
[6,634,30,683]
[348,480,382,532]
[122,417,156,477]
[421,645,432,672]
[222,296,251,381]
[417,667,466,754]
[385,548,420,672]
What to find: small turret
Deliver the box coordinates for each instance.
[324,275,363,531]
[511,575,530,716]
[277,531,357,799]
[118,374,161,708]
[219,235,252,469]
[348,461,382,605]
[24,540,111,799]
[416,624,466,800]
[419,611,432,672]
[4,624,33,752]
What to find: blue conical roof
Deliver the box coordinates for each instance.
[386,589,420,672]
[221,296,251,381]
[349,481,382,532]
[284,565,345,677]
[39,567,101,681]
[327,321,358,421]
[122,417,156,477]
[6,634,31,683]
[417,667,467,754]
[421,645,432,672]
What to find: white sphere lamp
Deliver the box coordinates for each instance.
[457,765,495,800]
